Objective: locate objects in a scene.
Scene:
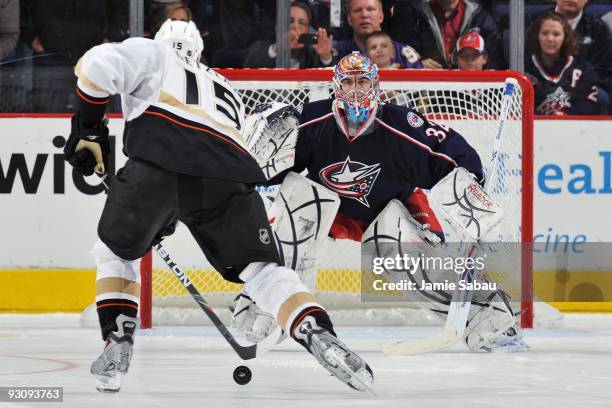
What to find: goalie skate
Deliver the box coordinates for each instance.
[466,326,529,353]
[294,316,374,392]
[90,314,139,393]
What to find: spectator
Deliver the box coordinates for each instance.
[387,0,500,69]
[150,1,193,38]
[333,0,423,69]
[366,30,404,69]
[454,31,488,70]
[530,0,612,102]
[243,2,334,68]
[449,31,495,117]
[0,0,19,60]
[365,31,408,104]
[525,11,605,115]
[28,0,128,112]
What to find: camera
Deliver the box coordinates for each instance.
[298,33,318,45]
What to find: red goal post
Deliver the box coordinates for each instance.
[139,69,534,330]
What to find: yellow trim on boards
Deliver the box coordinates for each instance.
[2,268,612,313]
[0,269,95,312]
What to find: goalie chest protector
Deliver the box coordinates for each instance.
[294,99,483,223]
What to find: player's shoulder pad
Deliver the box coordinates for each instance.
[299,99,334,126]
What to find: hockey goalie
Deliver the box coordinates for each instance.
[233,52,527,354]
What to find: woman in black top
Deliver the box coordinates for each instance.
[525,11,604,115]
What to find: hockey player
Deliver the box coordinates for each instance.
[63,20,373,393]
[277,52,483,237]
[233,52,526,353]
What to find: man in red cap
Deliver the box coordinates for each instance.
[455,31,488,70]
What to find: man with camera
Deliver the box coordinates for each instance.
[243,1,334,68]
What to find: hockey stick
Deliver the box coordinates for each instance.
[100,177,256,360]
[153,242,257,360]
[383,78,518,356]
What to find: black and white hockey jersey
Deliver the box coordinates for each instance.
[526,54,603,115]
[283,99,484,223]
[75,37,265,183]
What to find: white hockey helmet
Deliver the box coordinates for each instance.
[154,19,203,60]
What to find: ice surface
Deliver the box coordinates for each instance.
[1,313,611,408]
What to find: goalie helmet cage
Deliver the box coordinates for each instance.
[138,69,534,330]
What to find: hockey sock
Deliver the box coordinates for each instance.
[96,299,138,340]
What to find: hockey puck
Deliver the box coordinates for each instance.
[233,365,252,385]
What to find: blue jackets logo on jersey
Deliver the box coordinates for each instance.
[319,156,381,208]
[537,87,571,115]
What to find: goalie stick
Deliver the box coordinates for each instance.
[100,177,257,360]
[383,78,519,356]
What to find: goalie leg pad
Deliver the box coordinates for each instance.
[361,200,515,347]
[464,291,525,352]
[361,200,458,320]
[361,199,446,308]
[232,174,336,343]
[269,172,340,290]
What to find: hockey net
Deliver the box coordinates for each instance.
[138,69,539,329]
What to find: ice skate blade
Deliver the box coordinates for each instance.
[96,387,121,393]
[95,373,122,393]
[488,342,530,353]
[324,347,375,395]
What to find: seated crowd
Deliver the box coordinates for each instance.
[0,0,610,115]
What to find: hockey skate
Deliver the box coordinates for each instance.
[294,315,374,392]
[465,325,529,353]
[487,327,529,352]
[91,314,139,392]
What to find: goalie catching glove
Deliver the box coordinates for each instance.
[243,102,299,179]
[64,113,110,176]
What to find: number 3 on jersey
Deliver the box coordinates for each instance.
[425,121,450,142]
[183,68,243,131]
[425,127,447,142]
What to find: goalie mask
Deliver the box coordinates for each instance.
[154,19,203,61]
[332,52,380,139]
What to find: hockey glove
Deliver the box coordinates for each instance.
[64,113,110,176]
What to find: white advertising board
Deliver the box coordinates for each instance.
[0,117,611,268]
